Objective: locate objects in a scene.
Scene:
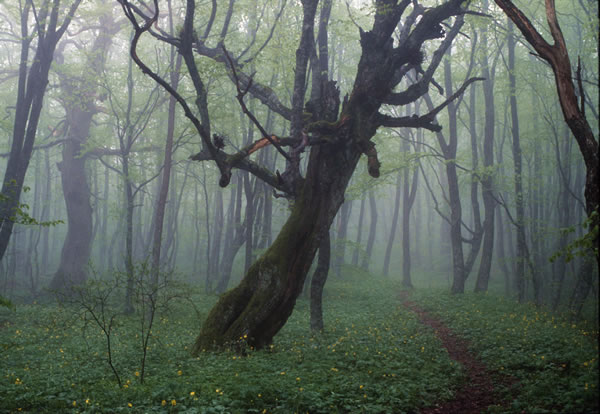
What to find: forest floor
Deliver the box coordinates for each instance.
[400,291,509,413]
[0,270,598,413]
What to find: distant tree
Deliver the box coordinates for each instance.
[493,0,599,281]
[50,2,121,293]
[0,0,82,263]
[118,0,480,350]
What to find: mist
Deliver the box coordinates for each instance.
[0,0,598,412]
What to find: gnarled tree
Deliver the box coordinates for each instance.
[118,0,479,351]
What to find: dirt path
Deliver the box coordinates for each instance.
[399,291,505,414]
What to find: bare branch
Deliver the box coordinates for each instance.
[222,46,291,161]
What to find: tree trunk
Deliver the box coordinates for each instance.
[401,137,419,288]
[216,175,246,293]
[333,200,352,276]
[310,231,331,332]
[0,0,82,263]
[426,54,466,293]
[361,190,378,271]
[118,0,473,352]
[507,20,528,302]
[50,6,117,292]
[150,47,182,285]
[207,190,224,292]
[50,124,94,291]
[494,0,599,275]
[475,2,496,293]
[463,83,483,277]
[383,171,402,277]
[352,196,366,266]
[193,135,361,352]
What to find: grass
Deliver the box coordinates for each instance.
[411,289,599,413]
[0,271,597,413]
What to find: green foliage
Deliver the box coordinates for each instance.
[1,275,598,412]
[0,184,63,227]
[550,212,599,263]
[0,295,15,310]
[1,276,461,413]
[411,290,599,413]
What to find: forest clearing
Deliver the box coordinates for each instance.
[1,273,598,413]
[0,0,598,412]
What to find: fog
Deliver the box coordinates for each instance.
[0,0,598,412]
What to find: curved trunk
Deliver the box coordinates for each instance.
[193,141,361,352]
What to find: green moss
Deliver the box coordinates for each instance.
[193,189,322,353]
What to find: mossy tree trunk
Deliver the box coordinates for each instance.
[193,138,360,351]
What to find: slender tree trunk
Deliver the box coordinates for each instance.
[494,0,599,275]
[207,190,224,292]
[361,190,378,271]
[475,2,496,292]
[401,138,419,288]
[310,231,331,332]
[123,158,135,315]
[426,54,466,293]
[150,40,182,285]
[40,149,51,276]
[383,171,402,277]
[507,20,528,302]
[243,172,256,273]
[0,0,82,263]
[216,175,245,293]
[333,200,352,276]
[495,208,511,295]
[464,83,483,277]
[352,196,366,266]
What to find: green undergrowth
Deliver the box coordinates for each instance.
[411,289,599,413]
[0,276,461,413]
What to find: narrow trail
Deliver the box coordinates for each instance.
[399,291,507,414]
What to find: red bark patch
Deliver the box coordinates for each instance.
[399,291,510,414]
